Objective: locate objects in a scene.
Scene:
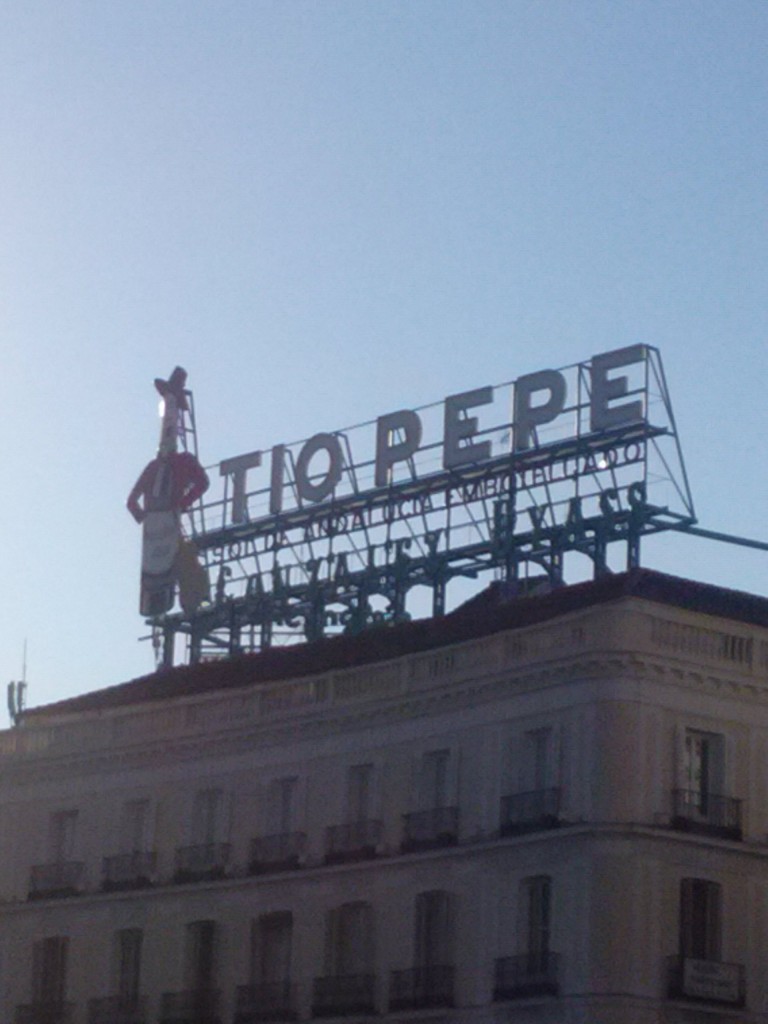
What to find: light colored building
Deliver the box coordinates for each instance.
[1,568,768,1024]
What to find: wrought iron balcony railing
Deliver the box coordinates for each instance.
[28,861,84,899]
[88,994,147,1024]
[499,789,561,836]
[159,989,220,1024]
[234,981,296,1023]
[388,965,454,1011]
[312,974,376,1017]
[102,851,157,891]
[666,955,746,1008]
[173,843,231,883]
[671,789,743,840]
[324,820,382,864]
[15,1002,75,1024]
[248,833,306,874]
[493,953,560,999]
[401,807,459,852]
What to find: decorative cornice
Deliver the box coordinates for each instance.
[3,646,768,786]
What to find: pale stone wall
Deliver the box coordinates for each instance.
[0,592,768,1021]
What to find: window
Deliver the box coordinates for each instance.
[32,936,68,1005]
[674,729,740,839]
[317,905,376,1016]
[419,751,451,809]
[683,730,724,814]
[185,920,217,993]
[269,777,298,834]
[680,879,721,961]
[415,891,454,968]
[525,729,554,791]
[192,790,224,845]
[346,765,373,823]
[520,876,551,969]
[325,903,374,976]
[121,799,151,852]
[49,811,77,863]
[114,929,142,1004]
[252,912,292,986]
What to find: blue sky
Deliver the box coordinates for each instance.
[1,1,767,714]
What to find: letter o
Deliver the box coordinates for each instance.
[623,442,642,464]
[295,433,343,503]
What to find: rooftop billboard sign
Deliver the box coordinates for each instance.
[132,345,694,664]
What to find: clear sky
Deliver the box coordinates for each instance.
[1,0,767,716]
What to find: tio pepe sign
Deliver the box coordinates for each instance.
[218,345,646,524]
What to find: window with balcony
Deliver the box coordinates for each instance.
[250,778,305,873]
[680,878,721,962]
[175,790,231,882]
[89,929,146,1024]
[116,929,143,1007]
[685,730,724,815]
[123,800,151,851]
[528,729,554,789]
[325,765,382,863]
[272,778,298,834]
[347,763,373,822]
[390,891,455,1011]
[495,876,559,999]
[500,728,561,835]
[667,878,745,1007]
[194,790,225,844]
[29,812,83,899]
[188,919,217,992]
[16,936,72,1024]
[402,751,458,851]
[421,749,450,809]
[523,875,552,969]
[160,920,219,1024]
[673,729,741,839]
[50,811,77,862]
[236,913,294,1023]
[35,936,68,1003]
[313,903,375,1017]
[103,801,156,891]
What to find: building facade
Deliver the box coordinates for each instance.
[1,570,767,1024]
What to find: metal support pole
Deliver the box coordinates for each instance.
[228,603,241,657]
[189,629,202,665]
[162,626,175,670]
[260,616,273,649]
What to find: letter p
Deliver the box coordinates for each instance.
[513,370,566,451]
[375,410,422,487]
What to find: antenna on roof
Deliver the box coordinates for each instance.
[7,640,28,727]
